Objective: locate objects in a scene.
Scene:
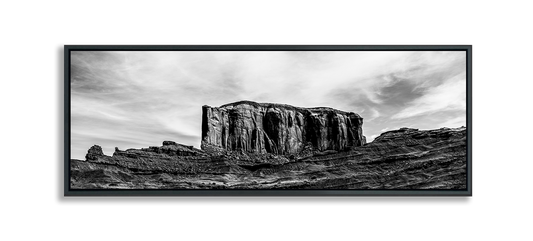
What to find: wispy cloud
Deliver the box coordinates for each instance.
[324,51,466,144]
[366,108,381,121]
[391,73,466,119]
[71,51,466,159]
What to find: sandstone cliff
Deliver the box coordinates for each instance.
[201,101,365,155]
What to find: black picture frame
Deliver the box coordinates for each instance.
[63,42,475,198]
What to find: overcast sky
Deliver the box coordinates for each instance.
[70,51,466,159]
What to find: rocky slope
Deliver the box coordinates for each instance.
[70,127,467,189]
[202,101,365,155]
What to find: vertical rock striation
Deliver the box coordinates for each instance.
[201,101,365,155]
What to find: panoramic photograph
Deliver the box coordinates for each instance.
[69,49,467,190]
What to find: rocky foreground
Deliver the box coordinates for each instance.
[70,127,467,189]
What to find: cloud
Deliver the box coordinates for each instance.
[322,51,466,143]
[70,51,467,158]
[391,73,466,119]
[366,108,381,121]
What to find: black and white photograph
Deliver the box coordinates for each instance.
[67,46,470,194]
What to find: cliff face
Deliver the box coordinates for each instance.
[201,101,365,155]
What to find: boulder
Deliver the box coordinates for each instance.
[85,145,104,161]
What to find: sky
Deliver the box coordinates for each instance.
[70,51,466,159]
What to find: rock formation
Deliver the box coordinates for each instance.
[70,127,467,189]
[113,141,205,158]
[201,101,365,155]
[85,145,104,160]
